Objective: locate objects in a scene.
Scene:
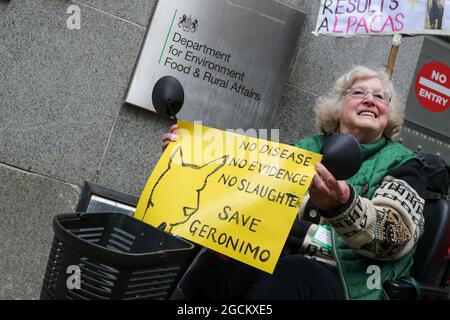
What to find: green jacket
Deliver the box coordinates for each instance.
[296,135,419,300]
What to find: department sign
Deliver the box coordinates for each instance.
[126,0,305,130]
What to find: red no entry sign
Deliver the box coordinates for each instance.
[415,61,450,113]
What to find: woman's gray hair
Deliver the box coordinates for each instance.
[314,66,404,140]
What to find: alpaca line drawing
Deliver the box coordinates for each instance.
[143,146,228,232]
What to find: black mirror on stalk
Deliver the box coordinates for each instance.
[152,76,185,123]
[320,133,363,180]
[151,75,186,231]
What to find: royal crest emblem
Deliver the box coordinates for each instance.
[178,14,199,33]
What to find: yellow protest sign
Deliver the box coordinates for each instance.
[134,121,322,273]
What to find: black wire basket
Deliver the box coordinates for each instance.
[40,212,196,300]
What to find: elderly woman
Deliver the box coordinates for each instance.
[163,66,426,300]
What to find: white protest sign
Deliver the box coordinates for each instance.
[314,0,450,36]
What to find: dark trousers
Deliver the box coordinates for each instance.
[177,250,345,300]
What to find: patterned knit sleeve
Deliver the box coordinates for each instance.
[324,159,426,260]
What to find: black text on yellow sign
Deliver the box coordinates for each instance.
[134,121,322,273]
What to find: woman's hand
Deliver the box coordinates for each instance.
[161,123,179,151]
[309,162,350,213]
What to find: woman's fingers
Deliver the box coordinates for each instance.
[162,132,178,143]
[161,125,180,151]
[316,163,350,207]
[161,133,171,142]
[312,173,329,194]
[309,175,332,211]
[316,162,343,199]
[310,164,347,211]
[315,163,338,189]
[316,163,349,203]
[169,123,179,133]
[162,140,171,151]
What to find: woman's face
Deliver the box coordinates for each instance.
[339,77,390,144]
